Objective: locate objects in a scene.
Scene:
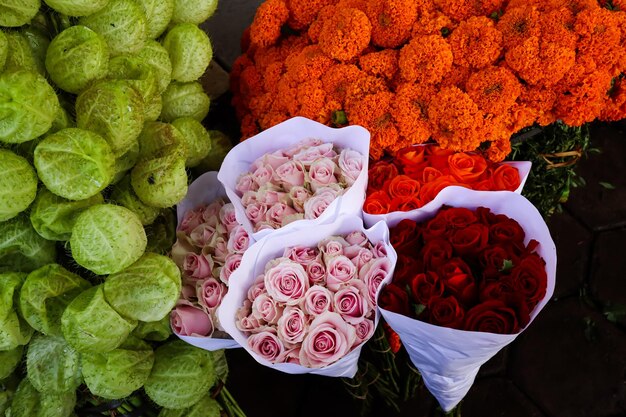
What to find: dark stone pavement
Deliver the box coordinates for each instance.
[203,3,626,416]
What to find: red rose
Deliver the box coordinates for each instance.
[422,212,450,240]
[510,253,548,306]
[402,161,429,181]
[489,218,526,244]
[427,296,465,329]
[490,164,521,191]
[472,178,494,191]
[379,283,411,316]
[389,195,422,212]
[479,245,511,280]
[463,300,520,334]
[364,191,392,215]
[393,254,424,286]
[479,277,517,301]
[386,175,421,199]
[442,206,478,229]
[475,206,498,225]
[395,145,427,167]
[450,223,489,256]
[368,161,399,192]
[409,271,444,305]
[437,258,478,306]
[421,166,444,183]
[390,219,422,255]
[419,175,464,205]
[425,146,455,171]
[448,152,488,184]
[420,238,453,270]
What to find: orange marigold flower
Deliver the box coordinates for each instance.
[449,16,503,69]
[249,92,274,121]
[318,7,372,61]
[506,102,538,133]
[433,0,478,22]
[308,5,336,43]
[359,49,399,81]
[344,73,388,108]
[321,64,364,104]
[347,90,399,156]
[427,86,485,152]
[398,35,453,84]
[505,36,575,86]
[238,65,265,99]
[392,83,435,146]
[365,0,418,48]
[240,114,260,139]
[574,8,622,72]
[295,79,331,121]
[496,6,541,49]
[540,8,578,50]
[600,77,626,122]
[519,85,558,126]
[440,64,473,90]
[262,62,285,93]
[259,111,290,131]
[545,0,599,15]
[253,45,284,73]
[485,135,512,163]
[250,0,290,47]
[285,45,335,83]
[466,66,522,114]
[411,10,456,36]
[286,0,338,30]
[613,0,626,10]
[230,54,254,94]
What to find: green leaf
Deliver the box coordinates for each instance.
[413,304,426,317]
[500,259,514,273]
[599,181,616,190]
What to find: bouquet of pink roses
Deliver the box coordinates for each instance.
[218,215,396,377]
[169,172,253,350]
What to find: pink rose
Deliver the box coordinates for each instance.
[220,253,243,285]
[170,305,213,337]
[275,160,305,190]
[245,202,268,226]
[283,138,323,157]
[211,236,229,264]
[202,201,224,222]
[299,311,356,368]
[180,282,197,302]
[252,150,289,171]
[183,253,214,279]
[257,187,288,205]
[318,236,349,262]
[346,247,374,270]
[283,347,302,364]
[333,281,370,324]
[252,292,284,325]
[241,191,258,206]
[227,225,250,254]
[247,274,266,300]
[252,164,274,188]
[338,148,364,186]
[359,258,392,307]
[248,330,286,363]
[303,188,338,220]
[219,203,239,234]
[288,186,311,213]
[345,231,368,247]
[197,277,227,311]
[326,255,357,291]
[353,318,375,346]
[236,300,262,332]
[178,208,204,233]
[303,285,334,315]
[276,306,308,346]
[170,233,196,267]
[308,157,339,191]
[293,143,337,166]
[306,256,327,285]
[264,259,310,305]
[236,173,259,194]
[189,223,218,248]
[283,246,319,266]
[266,202,297,228]
[372,241,388,258]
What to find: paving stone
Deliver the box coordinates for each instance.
[590,228,626,306]
[460,378,546,417]
[508,298,626,417]
[546,211,592,299]
[565,122,626,231]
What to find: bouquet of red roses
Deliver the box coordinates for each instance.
[376,187,556,412]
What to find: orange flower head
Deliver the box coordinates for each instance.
[240,114,260,139]
[259,111,290,131]
[600,77,626,122]
[344,73,388,108]
[399,35,453,84]
[250,0,290,47]
[506,102,538,133]
[449,16,503,69]
[427,86,485,152]
[321,64,364,104]
[432,0,490,21]
[365,0,418,48]
[318,7,372,61]
[239,65,265,99]
[249,92,274,120]
[574,8,621,72]
[285,45,335,83]
[308,5,336,43]
[496,6,541,49]
[253,45,284,73]
[440,64,473,90]
[485,136,512,163]
[545,0,599,15]
[392,83,435,146]
[337,0,368,12]
[347,90,399,157]
[230,54,254,94]
[286,0,338,30]
[295,79,332,122]
[262,61,285,93]
[411,10,456,36]
[519,85,558,126]
[359,49,399,81]
[505,36,576,87]
[540,8,578,50]
[466,66,522,114]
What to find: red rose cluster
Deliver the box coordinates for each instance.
[364,145,521,215]
[379,206,547,334]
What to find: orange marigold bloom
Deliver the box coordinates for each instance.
[433,0,500,22]
[540,8,578,50]
[318,7,372,61]
[440,64,473,90]
[284,45,335,83]
[359,50,399,81]
[238,65,265,99]
[344,73,388,109]
[295,79,332,122]
[365,0,418,48]
[600,78,626,122]
[545,0,599,15]
[286,0,338,30]
[466,66,522,114]
[496,6,541,49]
[259,111,290,131]
[411,10,455,36]
[392,83,435,146]
[519,85,558,126]
[427,86,485,152]
[485,135,512,163]
[250,0,290,47]
[574,8,622,73]
[240,114,260,139]
[398,35,453,84]
[449,16,503,69]
[230,54,254,94]
[506,102,538,133]
[505,36,575,86]
[347,90,399,156]
[321,64,364,104]
[262,62,285,93]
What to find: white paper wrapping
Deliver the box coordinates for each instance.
[378,186,557,412]
[174,171,247,351]
[217,116,371,241]
[363,160,533,228]
[218,215,397,378]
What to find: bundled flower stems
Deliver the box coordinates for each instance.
[231,0,626,162]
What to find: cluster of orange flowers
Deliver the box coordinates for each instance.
[230,0,626,162]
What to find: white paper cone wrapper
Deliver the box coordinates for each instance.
[175,171,248,350]
[363,160,532,228]
[217,116,371,241]
[218,215,397,377]
[378,186,556,412]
